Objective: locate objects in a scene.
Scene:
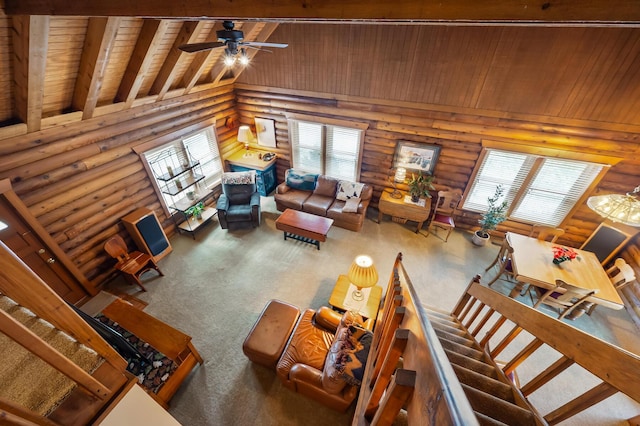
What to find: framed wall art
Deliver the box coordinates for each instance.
[393,141,441,175]
[254,117,276,148]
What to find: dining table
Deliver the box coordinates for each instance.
[505,232,624,311]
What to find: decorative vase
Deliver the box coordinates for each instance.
[411,194,420,203]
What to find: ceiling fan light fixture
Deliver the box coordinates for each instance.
[223,51,236,67]
[238,49,250,66]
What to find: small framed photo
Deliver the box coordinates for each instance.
[393,141,441,175]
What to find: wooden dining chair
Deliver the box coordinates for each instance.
[485,234,516,287]
[529,225,565,243]
[585,258,636,316]
[428,189,462,242]
[104,234,163,291]
[528,280,597,320]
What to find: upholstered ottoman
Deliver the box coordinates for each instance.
[243,299,301,370]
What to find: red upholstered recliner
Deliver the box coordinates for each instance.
[276,307,373,412]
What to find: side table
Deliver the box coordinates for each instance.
[329,274,383,320]
[377,189,432,233]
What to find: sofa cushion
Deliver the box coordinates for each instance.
[336,181,365,201]
[303,194,334,216]
[342,197,360,213]
[286,169,318,191]
[314,176,339,197]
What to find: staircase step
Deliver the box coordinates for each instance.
[424,306,457,322]
[439,337,485,360]
[451,363,515,403]
[433,327,477,347]
[429,318,468,337]
[444,349,498,379]
[474,411,510,426]
[461,383,537,426]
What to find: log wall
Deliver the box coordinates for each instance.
[0,84,238,290]
[235,83,640,252]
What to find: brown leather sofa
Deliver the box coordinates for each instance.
[276,307,372,412]
[274,171,373,232]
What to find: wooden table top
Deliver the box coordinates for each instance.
[275,209,334,234]
[379,190,432,220]
[329,274,383,319]
[507,232,624,310]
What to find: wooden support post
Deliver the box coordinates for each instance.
[370,369,416,426]
[365,329,410,418]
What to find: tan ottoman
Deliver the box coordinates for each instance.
[243,299,301,370]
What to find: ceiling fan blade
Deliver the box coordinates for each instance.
[178,42,226,53]
[241,41,288,49]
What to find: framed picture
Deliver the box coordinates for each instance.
[254,117,276,148]
[393,141,441,175]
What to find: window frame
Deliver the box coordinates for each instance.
[286,113,368,182]
[135,127,223,217]
[462,140,621,228]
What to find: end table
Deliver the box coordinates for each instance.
[377,189,432,233]
[329,275,383,320]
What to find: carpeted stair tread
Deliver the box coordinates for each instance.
[428,318,469,337]
[433,326,477,347]
[439,337,485,360]
[461,383,537,426]
[0,295,103,417]
[424,306,457,321]
[474,411,510,426]
[451,363,515,402]
[444,349,498,379]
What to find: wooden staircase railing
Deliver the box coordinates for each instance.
[352,253,640,425]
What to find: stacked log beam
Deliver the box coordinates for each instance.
[0,85,237,288]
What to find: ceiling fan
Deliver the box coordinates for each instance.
[178,20,288,55]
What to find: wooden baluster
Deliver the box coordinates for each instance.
[370,369,416,426]
[470,307,495,337]
[490,325,523,358]
[479,315,507,347]
[502,338,544,376]
[365,329,410,418]
[521,356,574,396]
[545,382,617,425]
[371,306,406,387]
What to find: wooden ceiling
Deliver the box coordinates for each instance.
[1,1,639,135]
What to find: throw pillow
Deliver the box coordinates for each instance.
[334,324,373,386]
[336,181,364,201]
[222,171,255,184]
[342,197,360,213]
[285,169,318,191]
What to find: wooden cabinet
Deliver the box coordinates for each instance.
[226,150,277,196]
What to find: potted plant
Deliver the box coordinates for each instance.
[407,171,435,203]
[472,185,509,246]
[185,202,205,220]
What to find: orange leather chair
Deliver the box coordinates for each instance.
[104,234,163,291]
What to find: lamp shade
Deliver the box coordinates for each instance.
[587,186,640,227]
[237,125,255,143]
[347,255,378,289]
[394,167,407,183]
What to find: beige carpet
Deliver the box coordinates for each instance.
[107,196,640,426]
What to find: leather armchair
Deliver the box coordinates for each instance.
[276,307,371,412]
[217,181,261,229]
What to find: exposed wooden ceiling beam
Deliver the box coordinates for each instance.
[115,19,172,107]
[12,16,49,132]
[72,17,122,119]
[149,21,207,100]
[4,0,640,24]
[180,21,223,93]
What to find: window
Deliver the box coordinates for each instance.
[144,128,222,210]
[463,148,605,227]
[289,119,364,181]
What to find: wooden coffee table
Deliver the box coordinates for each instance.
[275,209,334,250]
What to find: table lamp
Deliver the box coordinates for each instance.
[347,254,379,301]
[237,125,255,157]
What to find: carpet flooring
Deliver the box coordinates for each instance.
[107,196,640,425]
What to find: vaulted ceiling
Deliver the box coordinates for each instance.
[1,0,639,135]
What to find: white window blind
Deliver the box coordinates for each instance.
[325,125,362,181]
[183,128,222,186]
[289,119,362,181]
[290,121,323,174]
[510,158,602,226]
[463,148,603,227]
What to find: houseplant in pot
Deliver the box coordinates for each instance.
[185,202,205,220]
[472,185,509,246]
[407,171,435,203]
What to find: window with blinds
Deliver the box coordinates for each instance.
[463,148,604,227]
[289,119,363,181]
[145,128,222,209]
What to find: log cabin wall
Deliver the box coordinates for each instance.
[0,85,238,290]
